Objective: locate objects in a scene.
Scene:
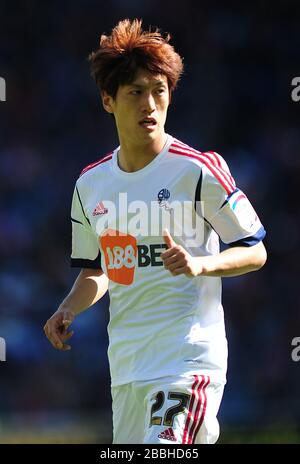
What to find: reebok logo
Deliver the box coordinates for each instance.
[158,427,177,441]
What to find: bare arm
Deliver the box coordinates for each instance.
[196,241,267,277]
[59,268,109,315]
[161,230,267,277]
[44,268,109,350]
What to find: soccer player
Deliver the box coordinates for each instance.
[44,19,267,444]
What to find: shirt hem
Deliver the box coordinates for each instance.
[110,369,227,388]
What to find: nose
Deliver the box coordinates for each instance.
[141,91,156,113]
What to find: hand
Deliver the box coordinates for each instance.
[44,308,75,351]
[161,229,203,277]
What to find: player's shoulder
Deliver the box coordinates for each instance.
[78,149,114,182]
[169,137,227,169]
[169,137,235,193]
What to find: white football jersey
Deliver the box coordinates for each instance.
[70,134,265,386]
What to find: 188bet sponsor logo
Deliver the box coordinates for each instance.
[100,229,167,285]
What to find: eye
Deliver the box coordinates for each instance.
[156,88,166,95]
[130,90,141,95]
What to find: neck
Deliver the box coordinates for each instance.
[118,132,167,173]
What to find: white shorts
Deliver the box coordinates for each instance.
[111,374,225,444]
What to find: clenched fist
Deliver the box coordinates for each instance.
[161,229,203,277]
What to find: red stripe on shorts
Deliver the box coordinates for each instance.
[182,375,205,444]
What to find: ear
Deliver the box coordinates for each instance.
[101,91,114,114]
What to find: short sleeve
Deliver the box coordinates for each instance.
[70,184,102,268]
[200,152,266,246]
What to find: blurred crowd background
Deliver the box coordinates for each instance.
[0,0,300,443]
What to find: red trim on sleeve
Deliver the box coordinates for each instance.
[170,140,235,194]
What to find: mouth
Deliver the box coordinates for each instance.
[139,117,157,129]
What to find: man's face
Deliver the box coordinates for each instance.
[102,69,170,146]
